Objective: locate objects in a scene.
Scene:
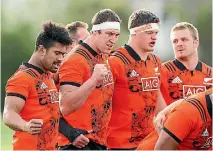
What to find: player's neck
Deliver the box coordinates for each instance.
[127,40,150,61]
[177,54,199,71]
[84,36,101,55]
[28,54,46,72]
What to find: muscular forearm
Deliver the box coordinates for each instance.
[60,77,97,115]
[3,110,27,131]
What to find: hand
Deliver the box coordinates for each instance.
[72,134,90,148]
[23,119,43,135]
[153,112,167,134]
[91,64,108,84]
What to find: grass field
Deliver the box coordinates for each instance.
[1,118,13,150]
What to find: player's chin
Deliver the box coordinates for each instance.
[50,68,58,73]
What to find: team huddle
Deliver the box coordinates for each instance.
[3,9,212,150]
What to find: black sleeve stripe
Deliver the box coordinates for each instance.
[60,82,81,87]
[186,98,207,122]
[112,51,131,65]
[6,93,26,101]
[168,62,176,72]
[112,53,128,65]
[75,50,91,61]
[207,66,212,76]
[23,69,38,78]
[151,54,158,65]
[163,127,181,143]
[164,63,173,72]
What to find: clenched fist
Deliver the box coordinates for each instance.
[91,64,109,85]
[23,119,43,135]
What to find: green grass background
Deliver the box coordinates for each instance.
[1,116,13,150]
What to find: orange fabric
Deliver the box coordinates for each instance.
[137,89,212,150]
[107,45,162,149]
[161,60,212,105]
[6,63,59,150]
[58,43,114,146]
[136,131,159,150]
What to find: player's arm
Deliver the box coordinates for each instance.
[155,109,193,150]
[59,64,108,115]
[59,117,90,148]
[3,96,43,134]
[154,99,184,132]
[154,128,179,150]
[3,95,27,131]
[3,73,43,134]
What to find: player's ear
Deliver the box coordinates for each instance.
[38,45,47,56]
[193,39,199,48]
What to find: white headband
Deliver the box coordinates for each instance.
[91,22,120,32]
[129,23,159,35]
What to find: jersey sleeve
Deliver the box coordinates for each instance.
[108,56,124,82]
[5,71,33,101]
[59,53,87,87]
[163,106,195,143]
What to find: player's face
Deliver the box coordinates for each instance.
[96,29,120,54]
[171,29,199,59]
[42,42,67,73]
[66,28,90,54]
[136,30,158,52]
[76,27,90,42]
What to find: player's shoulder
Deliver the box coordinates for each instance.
[200,61,212,76]
[148,53,162,66]
[179,92,206,117]
[162,60,177,72]
[109,47,131,65]
[7,68,36,85]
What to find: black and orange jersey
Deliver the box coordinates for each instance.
[58,40,114,146]
[107,44,162,149]
[5,62,59,150]
[137,88,212,150]
[161,59,212,105]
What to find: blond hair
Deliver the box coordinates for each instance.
[171,22,199,40]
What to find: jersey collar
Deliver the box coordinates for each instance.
[173,59,202,71]
[23,62,45,74]
[124,44,150,62]
[79,40,98,57]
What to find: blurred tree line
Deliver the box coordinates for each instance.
[1,0,212,112]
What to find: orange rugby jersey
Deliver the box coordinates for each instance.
[137,89,212,150]
[6,62,59,150]
[161,59,212,105]
[58,41,114,146]
[107,44,162,149]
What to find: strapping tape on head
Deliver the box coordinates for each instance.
[129,23,159,35]
[91,22,120,32]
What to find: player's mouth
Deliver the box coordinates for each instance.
[53,62,61,69]
[149,41,156,47]
[106,43,113,48]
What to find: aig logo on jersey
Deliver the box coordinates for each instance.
[183,85,206,98]
[141,77,159,91]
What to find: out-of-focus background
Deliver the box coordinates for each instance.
[1,0,212,150]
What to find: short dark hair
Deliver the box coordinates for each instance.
[66,21,88,41]
[35,21,72,50]
[128,9,160,29]
[91,9,121,25]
